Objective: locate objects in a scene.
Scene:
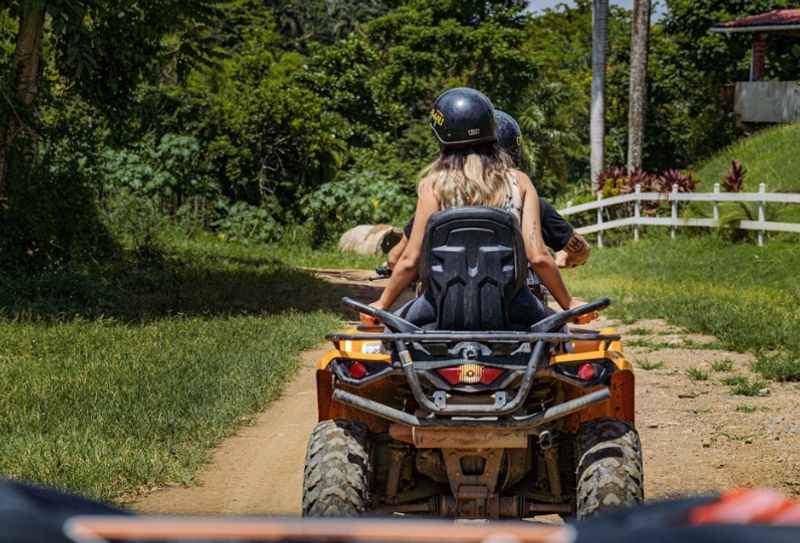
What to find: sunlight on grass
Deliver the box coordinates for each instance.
[0,236,345,502]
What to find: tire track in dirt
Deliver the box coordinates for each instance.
[136,271,800,515]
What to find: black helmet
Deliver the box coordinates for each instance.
[494,110,523,165]
[430,87,496,148]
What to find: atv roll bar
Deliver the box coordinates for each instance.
[332,387,611,429]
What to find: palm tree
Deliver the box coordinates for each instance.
[590,0,608,193]
[627,0,651,172]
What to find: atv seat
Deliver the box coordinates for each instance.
[399,207,549,331]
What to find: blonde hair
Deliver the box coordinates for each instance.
[421,144,514,209]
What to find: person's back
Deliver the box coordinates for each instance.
[370,87,581,329]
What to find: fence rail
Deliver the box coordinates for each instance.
[557,183,800,247]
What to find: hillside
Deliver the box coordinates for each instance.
[696,123,800,192]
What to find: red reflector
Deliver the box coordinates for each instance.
[577,363,597,381]
[480,367,503,385]
[436,366,504,386]
[349,361,368,379]
[437,367,461,385]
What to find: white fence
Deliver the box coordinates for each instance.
[558,183,800,248]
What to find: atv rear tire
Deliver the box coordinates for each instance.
[576,418,644,519]
[302,419,371,517]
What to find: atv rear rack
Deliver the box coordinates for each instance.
[329,296,619,418]
[327,331,621,343]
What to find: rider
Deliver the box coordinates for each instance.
[370,87,581,323]
[386,110,590,270]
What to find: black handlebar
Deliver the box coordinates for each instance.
[341,297,420,333]
[530,297,611,333]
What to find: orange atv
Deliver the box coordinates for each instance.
[303,208,642,520]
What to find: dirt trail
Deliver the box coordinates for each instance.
[137,270,800,515]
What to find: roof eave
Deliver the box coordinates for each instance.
[711,24,800,34]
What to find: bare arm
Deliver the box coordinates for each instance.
[386,235,408,270]
[555,232,591,268]
[373,180,438,310]
[518,172,574,310]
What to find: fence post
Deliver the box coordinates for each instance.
[634,184,641,242]
[596,192,604,248]
[671,183,678,239]
[758,182,766,247]
[712,183,720,226]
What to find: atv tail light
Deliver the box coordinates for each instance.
[348,361,368,379]
[577,363,597,381]
[437,365,504,386]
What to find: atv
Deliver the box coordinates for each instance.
[303,208,642,520]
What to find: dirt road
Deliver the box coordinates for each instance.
[137,270,800,515]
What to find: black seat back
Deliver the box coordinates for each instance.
[420,207,528,330]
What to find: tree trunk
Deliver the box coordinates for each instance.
[590,0,608,193]
[0,4,46,201]
[627,0,651,172]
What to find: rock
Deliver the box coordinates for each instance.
[338,224,403,256]
[744,438,753,444]
[702,440,711,448]
[647,423,659,429]
[678,393,698,399]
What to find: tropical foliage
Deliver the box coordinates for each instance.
[2,0,800,270]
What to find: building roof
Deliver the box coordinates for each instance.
[712,9,800,34]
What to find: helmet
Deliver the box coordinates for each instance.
[494,110,523,165]
[430,87,496,148]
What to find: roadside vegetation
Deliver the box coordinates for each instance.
[0,236,346,503]
[567,236,800,382]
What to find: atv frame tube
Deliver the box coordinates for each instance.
[332,387,611,430]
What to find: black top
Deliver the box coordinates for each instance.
[402,198,573,252]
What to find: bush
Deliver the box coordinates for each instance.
[212,200,283,244]
[302,169,415,244]
[0,156,116,272]
[100,190,167,261]
[98,134,214,202]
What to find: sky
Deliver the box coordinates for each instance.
[529,1,668,18]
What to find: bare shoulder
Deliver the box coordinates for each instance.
[511,169,537,197]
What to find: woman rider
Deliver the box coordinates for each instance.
[370,87,581,322]
[386,109,590,270]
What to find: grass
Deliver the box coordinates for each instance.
[566,237,800,379]
[686,368,709,381]
[736,404,769,414]
[694,123,800,223]
[638,360,665,370]
[696,123,800,193]
[752,353,800,382]
[0,235,363,503]
[711,359,734,372]
[628,338,724,351]
[723,376,769,397]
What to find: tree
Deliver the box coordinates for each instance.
[590,0,608,192]
[0,2,45,200]
[627,0,650,172]
[0,1,223,200]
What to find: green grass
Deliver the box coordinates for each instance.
[638,360,665,370]
[721,376,769,397]
[566,237,800,374]
[696,123,800,193]
[711,359,734,372]
[736,404,769,414]
[686,368,709,381]
[0,236,357,503]
[752,353,800,382]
